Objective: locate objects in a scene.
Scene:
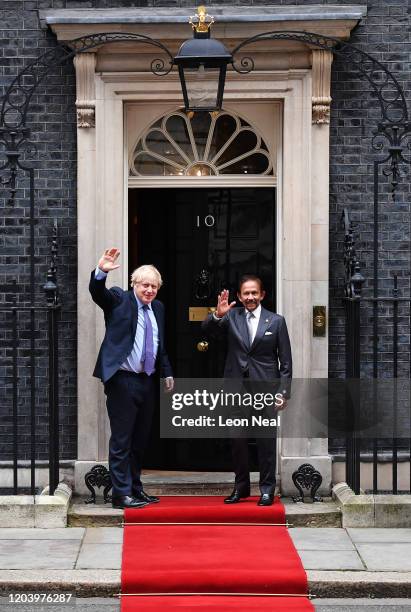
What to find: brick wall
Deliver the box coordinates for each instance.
[0,0,409,461]
[0,0,78,462]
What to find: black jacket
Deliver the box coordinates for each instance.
[202,306,292,388]
[89,270,173,383]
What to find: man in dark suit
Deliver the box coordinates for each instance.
[89,248,173,509]
[202,275,292,506]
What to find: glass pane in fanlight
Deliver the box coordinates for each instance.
[216,130,258,166]
[134,153,180,176]
[190,111,212,159]
[186,164,215,176]
[145,129,186,165]
[183,66,219,110]
[165,114,193,159]
[209,113,237,160]
[218,153,271,175]
[164,165,185,176]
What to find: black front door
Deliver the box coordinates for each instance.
[128,187,276,469]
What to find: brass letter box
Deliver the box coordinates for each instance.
[313,306,326,337]
[189,306,215,322]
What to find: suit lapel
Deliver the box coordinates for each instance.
[151,301,162,346]
[129,291,139,337]
[250,307,273,350]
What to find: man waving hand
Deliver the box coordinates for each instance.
[90,248,173,509]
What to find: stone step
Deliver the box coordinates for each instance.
[70,470,340,527]
[68,499,341,528]
[68,498,341,528]
[75,469,332,499]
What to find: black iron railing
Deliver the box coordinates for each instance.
[0,224,60,495]
[342,209,411,494]
[1,29,411,498]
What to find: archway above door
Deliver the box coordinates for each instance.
[129,109,274,178]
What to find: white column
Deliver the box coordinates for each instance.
[278,64,332,496]
[75,53,99,465]
[75,72,125,493]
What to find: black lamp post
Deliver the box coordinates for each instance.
[173,6,232,112]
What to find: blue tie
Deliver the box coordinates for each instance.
[141,305,155,375]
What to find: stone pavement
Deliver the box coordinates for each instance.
[1,526,411,573]
[0,527,411,604]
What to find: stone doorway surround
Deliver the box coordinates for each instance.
[41,5,366,496]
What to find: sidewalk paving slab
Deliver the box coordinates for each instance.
[0,540,81,570]
[0,528,85,540]
[347,528,411,544]
[82,527,122,544]
[0,528,410,597]
[299,550,365,571]
[76,543,122,569]
[354,544,411,572]
[290,527,355,550]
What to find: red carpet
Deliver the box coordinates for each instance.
[124,494,285,524]
[121,596,314,611]
[121,496,313,611]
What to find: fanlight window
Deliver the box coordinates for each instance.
[129,110,273,177]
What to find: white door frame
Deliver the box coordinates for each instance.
[75,69,331,495]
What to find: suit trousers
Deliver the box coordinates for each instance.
[104,370,155,497]
[231,432,277,496]
[227,378,278,496]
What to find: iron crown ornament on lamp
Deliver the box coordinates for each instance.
[173,6,233,112]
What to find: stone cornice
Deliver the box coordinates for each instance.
[40,5,366,43]
[40,6,367,26]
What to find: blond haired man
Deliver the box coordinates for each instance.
[90,248,173,509]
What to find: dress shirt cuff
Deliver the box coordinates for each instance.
[94,267,108,280]
[212,312,222,321]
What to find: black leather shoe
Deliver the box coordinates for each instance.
[257,493,274,506]
[133,490,160,504]
[112,495,148,509]
[224,490,250,504]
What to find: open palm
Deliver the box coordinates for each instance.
[98,248,121,272]
[216,289,236,317]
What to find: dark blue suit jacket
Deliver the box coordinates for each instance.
[202,306,292,394]
[89,271,173,383]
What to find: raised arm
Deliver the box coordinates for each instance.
[89,248,122,311]
[202,289,236,334]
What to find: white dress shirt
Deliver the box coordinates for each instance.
[213,304,261,343]
[94,267,159,373]
[246,304,261,344]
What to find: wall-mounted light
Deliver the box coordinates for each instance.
[173,6,232,112]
